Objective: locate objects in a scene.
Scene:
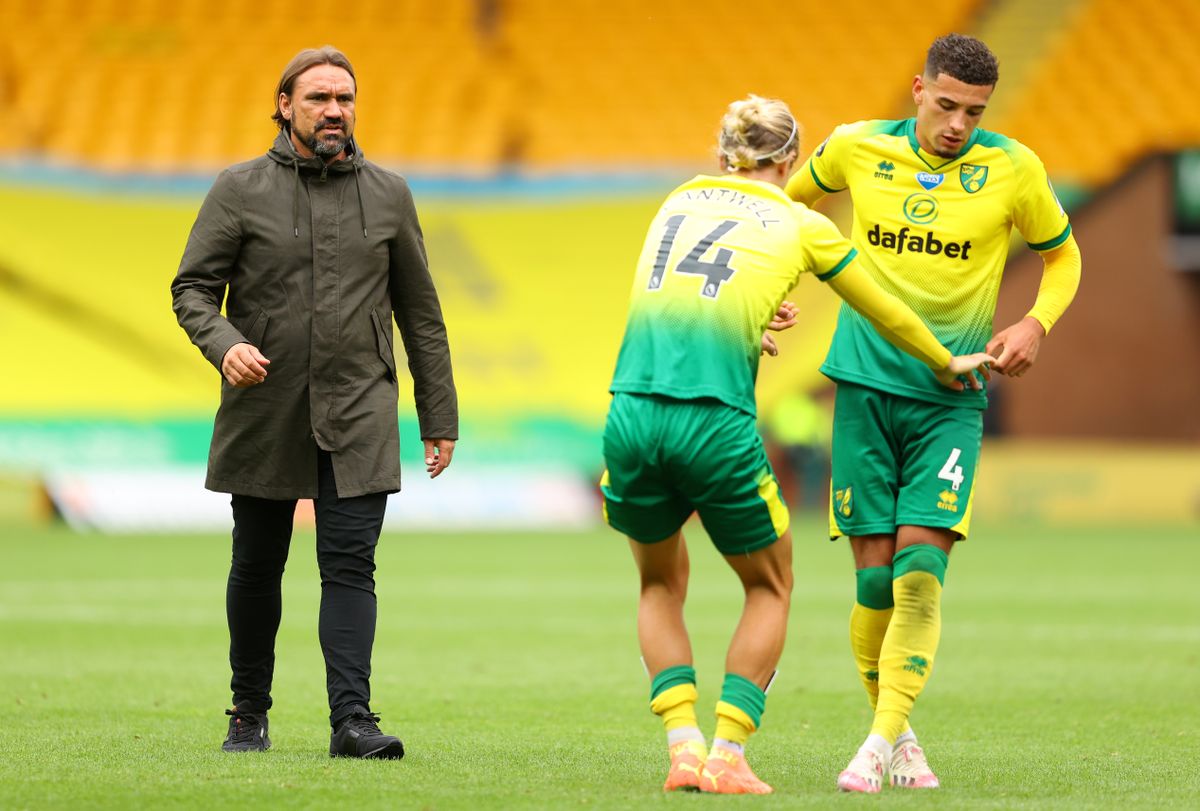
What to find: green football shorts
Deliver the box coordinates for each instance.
[601,392,789,555]
[829,382,983,540]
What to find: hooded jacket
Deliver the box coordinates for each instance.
[171,130,457,499]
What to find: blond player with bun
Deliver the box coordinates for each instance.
[601,95,992,795]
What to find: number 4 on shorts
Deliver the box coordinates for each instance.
[938,448,965,492]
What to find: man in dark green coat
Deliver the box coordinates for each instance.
[171,45,457,760]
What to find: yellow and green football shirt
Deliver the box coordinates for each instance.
[610,174,857,417]
[788,118,1072,408]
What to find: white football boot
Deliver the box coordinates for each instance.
[889,740,940,788]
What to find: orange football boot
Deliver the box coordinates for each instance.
[663,739,707,791]
[699,744,773,794]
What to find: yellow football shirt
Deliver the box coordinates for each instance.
[787,118,1071,408]
[610,174,856,416]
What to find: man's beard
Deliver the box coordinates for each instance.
[303,118,350,158]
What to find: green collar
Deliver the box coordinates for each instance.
[904,118,980,171]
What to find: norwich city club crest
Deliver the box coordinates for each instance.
[834,487,853,518]
[960,164,988,193]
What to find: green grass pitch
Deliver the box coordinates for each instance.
[1,517,1197,809]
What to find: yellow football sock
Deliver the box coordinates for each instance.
[713,673,765,747]
[871,545,947,744]
[714,701,755,746]
[850,601,892,708]
[651,683,700,732]
[852,566,913,738]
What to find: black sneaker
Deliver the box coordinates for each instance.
[329,711,404,759]
[222,707,270,752]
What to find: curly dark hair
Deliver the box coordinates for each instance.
[925,34,999,86]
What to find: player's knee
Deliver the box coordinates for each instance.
[639,567,688,599]
[892,543,949,585]
[855,565,894,609]
[744,564,792,602]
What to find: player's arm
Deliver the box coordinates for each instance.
[825,260,992,390]
[1027,234,1082,333]
[989,145,1081,376]
[987,234,1081,376]
[785,126,852,207]
[784,159,828,208]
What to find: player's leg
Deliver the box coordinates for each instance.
[723,530,793,685]
[224,493,296,751]
[630,530,692,674]
[695,529,792,795]
[831,385,904,715]
[841,533,937,790]
[628,531,707,791]
[683,405,791,795]
[871,527,952,787]
[601,393,700,790]
[875,399,982,788]
[827,384,903,791]
[848,534,897,716]
[835,534,898,791]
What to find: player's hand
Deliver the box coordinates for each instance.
[761,333,779,357]
[986,316,1045,377]
[935,352,995,391]
[221,342,270,387]
[767,300,798,331]
[424,438,455,479]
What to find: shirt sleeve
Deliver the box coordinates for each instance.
[794,207,857,282]
[786,123,856,205]
[1012,142,1073,251]
[1025,233,1082,334]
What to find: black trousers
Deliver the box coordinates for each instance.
[226,450,387,728]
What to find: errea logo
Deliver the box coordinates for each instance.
[937,490,959,512]
[874,161,895,180]
[903,656,929,677]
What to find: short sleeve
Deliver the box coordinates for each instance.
[796,207,857,281]
[808,123,861,192]
[1012,143,1072,251]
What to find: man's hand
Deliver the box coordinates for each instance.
[761,333,779,357]
[934,352,995,391]
[768,300,798,331]
[221,343,270,387]
[424,438,455,478]
[986,316,1045,377]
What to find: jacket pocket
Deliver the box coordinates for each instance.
[242,309,270,349]
[371,308,397,382]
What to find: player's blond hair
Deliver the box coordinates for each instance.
[718,95,800,171]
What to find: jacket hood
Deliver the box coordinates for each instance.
[267,129,368,239]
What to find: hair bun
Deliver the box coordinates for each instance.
[718,95,800,171]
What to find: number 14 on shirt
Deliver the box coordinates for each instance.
[648,214,740,299]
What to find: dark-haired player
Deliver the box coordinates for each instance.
[785,33,1082,792]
